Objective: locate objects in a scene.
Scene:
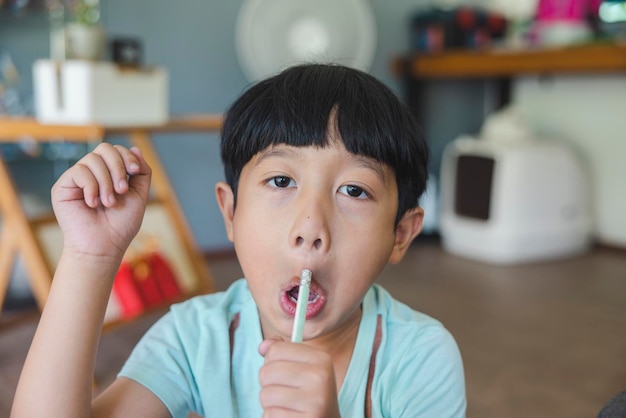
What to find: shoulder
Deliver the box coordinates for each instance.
[142,279,252,350]
[370,284,449,335]
[168,279,252,323]
[370,284,462,366]
[118,279,254,416]
[369,285,466,416]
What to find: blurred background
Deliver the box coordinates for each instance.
[1,0,626,416]
[1,0,624,252]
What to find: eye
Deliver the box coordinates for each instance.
[267,176,295,188]
[339,184,369,199]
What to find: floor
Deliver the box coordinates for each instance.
[1,239,625,417]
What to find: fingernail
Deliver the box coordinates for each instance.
[108,194,116,205]
[129,163,140,172]
[119,179,128,190]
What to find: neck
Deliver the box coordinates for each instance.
[306,307,362,392]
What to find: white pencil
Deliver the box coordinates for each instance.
[291,269,312,343]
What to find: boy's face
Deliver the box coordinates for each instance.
[216,138,423,342]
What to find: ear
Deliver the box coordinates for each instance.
[215,181,235,242]
[388,206,424,264]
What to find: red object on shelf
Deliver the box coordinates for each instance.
[133,259,164,308]
[111,250,182,320]
[112,261,145,319]
[150,252,182,301]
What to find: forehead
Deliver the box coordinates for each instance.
[251,142,393,185]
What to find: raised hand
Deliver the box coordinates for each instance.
[258,339,341,418]
[51,143,152,261]
[10,144,152,418]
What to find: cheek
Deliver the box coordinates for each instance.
[350,239,394,276]
[233,215,267,257]
[332,224,396,287]
[341,209,397,250]
[231,205,283,275]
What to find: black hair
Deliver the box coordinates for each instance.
[220,63,429,225]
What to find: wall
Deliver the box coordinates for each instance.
[0,13,49,114]
[514,75,626,247]
[1,0,488,251]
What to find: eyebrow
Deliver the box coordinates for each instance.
[353,155,390,185]
[254,146,390,185]
[254,147,300,167]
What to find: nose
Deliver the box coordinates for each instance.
[289,194,331,253]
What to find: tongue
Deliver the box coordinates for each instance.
[290,286,316,302]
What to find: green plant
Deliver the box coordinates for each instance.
[69,0,100,25]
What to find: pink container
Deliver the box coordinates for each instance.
[535,0,601,22]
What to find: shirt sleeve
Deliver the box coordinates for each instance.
[400,327,467,418]
[118,311,200,418]
[382,325,467,418]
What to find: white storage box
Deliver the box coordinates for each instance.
[33,59,168,126]
[439,135,592,265]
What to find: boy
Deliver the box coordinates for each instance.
[11,64,465,417]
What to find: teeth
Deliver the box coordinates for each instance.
[288,286,319,303]
[308,291,319,303]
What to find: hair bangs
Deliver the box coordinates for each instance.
[222,65,346,188]
[221,63,429,222]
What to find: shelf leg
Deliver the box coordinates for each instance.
[127,130,215,295]
[0,157,53,311]
[0,223,17,311]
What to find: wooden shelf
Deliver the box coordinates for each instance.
[0,114,223,142]
[0,115,223,325]
[393,43,626,79]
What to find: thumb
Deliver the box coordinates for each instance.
[258,337,284,357]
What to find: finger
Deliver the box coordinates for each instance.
[116,145,143,175]
[92,143,135,197]
[261,340,318,364]
[262,406,299,418]
[55,162,102,208]
[259,359,312,388]
[258,337,283,357]
[109,144,139,194]
[259,385,305,414]
[52,144,151,209]
[76,150,118,207]
[126,146,152,197]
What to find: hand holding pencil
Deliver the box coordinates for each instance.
[257,269,341,417]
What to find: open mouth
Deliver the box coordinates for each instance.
[287,284,320,304]
[280,280,326,319]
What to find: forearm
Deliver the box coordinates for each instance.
[11,250,122,418]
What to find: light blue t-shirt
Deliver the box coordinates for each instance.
[119,279,466,417]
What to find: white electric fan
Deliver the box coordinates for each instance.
[235,0,377,82]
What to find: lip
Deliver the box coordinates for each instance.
[279,277,326,319]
